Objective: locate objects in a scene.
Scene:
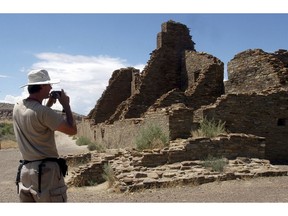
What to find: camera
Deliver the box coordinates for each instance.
[50,91,61,99]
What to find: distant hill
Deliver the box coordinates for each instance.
[0,103,14,110]
[0,102,84,122]
[0,103,14,121]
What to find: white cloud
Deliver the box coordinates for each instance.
[3,91,29,104]
[2,52,145,115]
[10,52,144,115]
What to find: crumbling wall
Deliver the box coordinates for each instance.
[157,20,195,50]
[67,134,272,190]
[88,67,139,124]
[195,89,288,163]
[147,103,195,140]
[78,20,288,164]
[215,48,288,162]
[148,51,224,111]
[184,51,224,96]
[86,20,222,126]
[78,115,168,149]
[225,49,288,94]
[106,20,196,123]
[79,104,194,149]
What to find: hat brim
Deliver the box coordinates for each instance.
[20,79,60,88]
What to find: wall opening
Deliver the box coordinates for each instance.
[277,118,286,126]
[101,128,105,138]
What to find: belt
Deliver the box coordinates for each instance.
[21,158,59,164]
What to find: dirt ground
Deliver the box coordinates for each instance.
[1,132,288,205]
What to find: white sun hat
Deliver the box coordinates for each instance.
[20,69,60,88]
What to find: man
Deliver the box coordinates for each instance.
[13,69,77,202]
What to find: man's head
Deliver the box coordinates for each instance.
[27,85,42,94]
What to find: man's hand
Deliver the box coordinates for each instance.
[56,89,77,135]
[46,96,57,107]
[58,89,70,110]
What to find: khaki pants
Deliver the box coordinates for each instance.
[18,160,67,202]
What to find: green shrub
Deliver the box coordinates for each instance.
[87,142,105,152]
[135,123,169,151]
[76,136,91,146]
[76,136,105,152]
[0,122,15,141]
[203,155,228,172]
[102,163,116,188]
[0,122,14,135]
[192,117,226,138]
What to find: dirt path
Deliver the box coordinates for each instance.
[67,175,288,202]
[55,132,90,156]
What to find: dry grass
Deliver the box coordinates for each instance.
[0,140,18,149]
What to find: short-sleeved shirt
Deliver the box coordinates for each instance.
[13,99,64,161]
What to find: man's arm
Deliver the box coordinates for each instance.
[55,90,77,135]
[56,105,77,135]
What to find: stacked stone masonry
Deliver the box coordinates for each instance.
[66,134,287,192]
[78,20,288,167]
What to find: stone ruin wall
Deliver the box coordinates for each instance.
[148,51,224,111]
[196,49,288,163]
[67,134,270,189]
[194,90,288,163]
[87,67,139,124]
[78,104,194,149]
[225,49,288,94]
[78,20,288,163]
[79,20,224,150]
[157,20,195,51]
[89,20,196,124]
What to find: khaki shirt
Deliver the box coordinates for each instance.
[13,99,64,160]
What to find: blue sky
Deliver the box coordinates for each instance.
[0,2,288,115]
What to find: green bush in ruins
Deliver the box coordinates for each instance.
[135,123,169,151]
[76,136,91,146]
[76,136,105,152]
[203,155,228,172]
[102,163,116,188]
[87,142,105,152]
[192,117,227,138]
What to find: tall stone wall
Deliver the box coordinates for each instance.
[148,51,224,111]
[78,20,288,164]
[110,48,182,121]
[85,20,224,126]
[184,51,224,109]
[104,20,196,123]
[88,67,139,124]
[157,20,195,51]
